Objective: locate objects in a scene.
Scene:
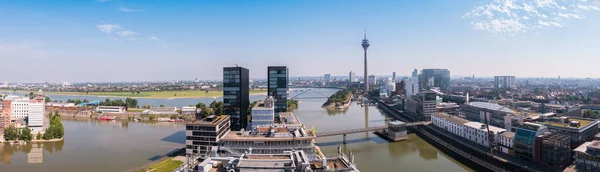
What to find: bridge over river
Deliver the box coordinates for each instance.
[314,121,431,143]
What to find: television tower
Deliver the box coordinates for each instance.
[361,29,370,90]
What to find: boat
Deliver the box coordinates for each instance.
[169,119,185,122]
[98,116,116,120]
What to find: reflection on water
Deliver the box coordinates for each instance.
[1,140,65,164]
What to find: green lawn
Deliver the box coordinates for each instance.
[1,89,267,98]
[147,158,183,172]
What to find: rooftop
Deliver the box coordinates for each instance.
[542,118,596,129]
[433,113,469,124]
[279,112,293,117]
[468,102,516,114]
[246,155,291,160]
[188,115,229,126]
[464,121,507,134]
[500,131,516,139]
[309,159,349,170]
[221,125,314,141]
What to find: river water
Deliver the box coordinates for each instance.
[0,88,472,172]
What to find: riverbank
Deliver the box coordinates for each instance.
[0,89,267,99]
[31,137,64,143]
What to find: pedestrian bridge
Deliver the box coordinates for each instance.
[315,121,431,137]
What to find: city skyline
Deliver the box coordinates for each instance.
[2,0,600,83]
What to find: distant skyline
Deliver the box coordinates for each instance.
[2,0,600,83]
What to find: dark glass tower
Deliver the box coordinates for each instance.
[223,66,249,131]
[267,66,288,117]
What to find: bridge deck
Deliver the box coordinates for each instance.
[315,121,430,137]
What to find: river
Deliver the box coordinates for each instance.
[0,88,472,172]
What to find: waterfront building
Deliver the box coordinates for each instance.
[405,90,437,121]
[514,122,549,161]
[461,102,517,130]
[463,122,507,148]
[538,132,571,167]
[95,106,126,113]
[574,140,600,172]
[213,123,317,159]
[268,66,288,116]
[0,113,8,135]
[28,95,45,133]
[368,75,376,88]
[432,112,469,137]
[142,107,177,115]
[419,69,450,91]
[404,77,419,97]
[5,96,29,121]
[250,97,275,128]
[494,76,516,89]
[224,66,250,131]
[349,71,357,82]
[362,30,370,91]
[45,102,76,107]
[200,150,359,172]
[498,131,515,155]
[185,115,231,156]
[180,106,197,114]
[539,116,599,147]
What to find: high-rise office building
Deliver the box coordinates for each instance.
[419,69,450,91]
[223,66,249,131]
[494,76,516,89]
[349,71,356,82]
[412,69,418,78]
[268,66,288,116]
[392,72,396,82]
[323,74,331,81]
[362,30,370,90]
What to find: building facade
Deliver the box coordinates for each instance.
[7,96,29,120]
[494,76,516,89]
[513,122,548,161]
[250,97,275,128]
[368,75,376,88]
[405,90,437,121]
[185,115,231,156]
[95,106,126,113]
[268,66,288,116]
[349,71,356,82]
[540,117,600,147]
[28,95,45,133]
[498,131,515,155]
[575,140,600,172]
[419,69,450,91]
[404,78,419,98]
[461,102,517,130]
[324,74,331,82]
[224,66,250,131]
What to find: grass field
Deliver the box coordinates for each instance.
[1,89,267,98]
[146,158,183,172]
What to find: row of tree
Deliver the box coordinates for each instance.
[3,125,32,141]
[195,101,225,117]
[43,111,65,140]
[64,98,138,108]
[324,89,352,106]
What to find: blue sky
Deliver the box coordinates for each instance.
[1,0,600,83]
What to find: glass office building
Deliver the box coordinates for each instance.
[514,122,548,161]
[267,66,288,117]
[223,66,249,131]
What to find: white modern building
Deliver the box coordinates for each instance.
[6,96,30,120]
[383,77,395,96]
[95,106,126,113]
[251,97,275,128]
[46,102,76,107]
[432,112,507,148]
[181,106,197,114]
[28,96,45,133]
[404,77,419,97]
[349,71,357,82]
[498,131,515,154]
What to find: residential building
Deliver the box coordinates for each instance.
[224,66,250,131]
[185,115,230,156]
[494,76,516,89]
[574,140,600,172]
[419,69,450,91]
[368,75,376,88]
[498,131,515,155]
[95,106,126,113]
[250,97,275,128]
[514,122,549,161]
[539,116,600,147]
[432,112,469,137]
[214,123,317,159]
[404,77,419,97]
[268,66,288,116]
[461,102,517,130]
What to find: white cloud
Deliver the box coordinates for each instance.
[119,7,144,12]
[96,24,121,34]
[116,31,138,37]
[464,0,600,35]
[149,36,162,41]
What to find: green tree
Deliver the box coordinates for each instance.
[36,132,42,140]
[28,92,34,99]
[45,96,51,102]
[160,104,165,107]
[3,124,18,141]
[43,127,55,140]
[196,102,206,108]
[20,126,32,141]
